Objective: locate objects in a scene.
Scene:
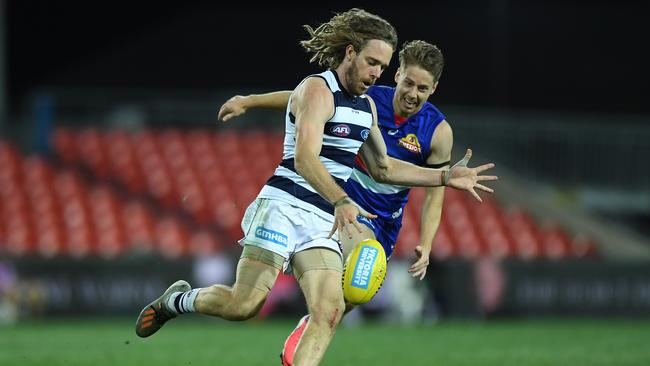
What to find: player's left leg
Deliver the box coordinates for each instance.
[281,223,376,365]
[289,248,345,366]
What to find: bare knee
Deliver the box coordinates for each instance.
[309,296,345,330]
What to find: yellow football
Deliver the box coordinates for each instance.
[342,239,387,305]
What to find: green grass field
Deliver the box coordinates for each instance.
[2,317,650,365]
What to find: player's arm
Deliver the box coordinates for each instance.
[292,78,376,238]
[408,120,452,280]
[359,98,497,201]
[218,91,292,122]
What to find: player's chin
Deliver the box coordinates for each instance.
[359,81,373,94]
[358,84,369,94]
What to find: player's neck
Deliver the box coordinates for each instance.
[333,67,356,98]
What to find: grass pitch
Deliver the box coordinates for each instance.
[2,317,649,365]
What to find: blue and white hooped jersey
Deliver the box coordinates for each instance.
[257,70,373,220]
[346,85,446,248]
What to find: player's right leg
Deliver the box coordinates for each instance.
[135,198,289,338]
[135,246,282,337]
[194,246,282,320]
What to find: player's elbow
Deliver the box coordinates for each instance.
[367,165,390,183]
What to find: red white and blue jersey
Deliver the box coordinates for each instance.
[346,85,446,257]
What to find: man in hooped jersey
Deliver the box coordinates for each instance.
[218,40,471,364]
[135,8,495,366]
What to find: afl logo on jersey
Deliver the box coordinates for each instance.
[361,129,370,141]
[331,124,351,137]
[398,133,422,154]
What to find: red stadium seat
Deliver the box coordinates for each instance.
[4,211,36,255]
[189,230,222,256]
[36,225,66,257]
[155,217,189,258]
[52,128,77,163]
[66,226,95,258]
[77,129,110,179]
[122,201,156,253]
[431,227,456,260]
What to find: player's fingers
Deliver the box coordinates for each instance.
[409,257,426,272]
[217,106,227,121]
[459,149,472,166]
[221,113,233,122]
[351,219,365,234]
[419,269,427,281]
[411,267,425,278]
[470,188,483,202]
[477,175,499,181]
[327,220,339,239]
[344,221,354,239]
[358,209,377,219]
[475,183,494,193]
[475,163,495,173]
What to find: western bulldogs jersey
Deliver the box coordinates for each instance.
[258,70,373,219]
[346,85,446,254]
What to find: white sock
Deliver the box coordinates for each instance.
[167,288,201,314]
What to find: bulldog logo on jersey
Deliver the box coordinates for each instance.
[398,133,421,154]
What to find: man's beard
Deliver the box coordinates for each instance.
[346,64,365,95]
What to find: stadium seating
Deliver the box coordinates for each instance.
[0,139,223,258]
[0,129,600,260]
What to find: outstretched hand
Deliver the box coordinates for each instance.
[408,245,430,280]
[218,95,248,122]
[445,149,497,202]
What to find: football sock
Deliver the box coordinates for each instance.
[167,289,200,314]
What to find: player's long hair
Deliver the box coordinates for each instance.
[399,40,444,82]
[301,8,398,69]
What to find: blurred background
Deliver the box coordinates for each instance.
[1,0,650,333]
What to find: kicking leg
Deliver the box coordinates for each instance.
[135,245,282,337]
[195,246,282,320]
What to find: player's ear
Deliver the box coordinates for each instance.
[394,68,401,83]
[345,44,356,62]
[430,81,438,95]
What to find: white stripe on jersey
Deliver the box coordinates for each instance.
[349,168,409,195]
[257,185,334,220]
[330,106,374,127]
[273,158,352,183]
[321,135,364,154]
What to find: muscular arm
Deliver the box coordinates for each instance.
[291,79,347,204]
[359,98,445,187]
[409,121,453,280]
[218,91,292,121]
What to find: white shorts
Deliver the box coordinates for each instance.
[239,198,342,271]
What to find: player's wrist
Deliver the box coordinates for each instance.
[334,195,352,208]
[441,170,448,186]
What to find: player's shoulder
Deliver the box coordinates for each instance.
[367,85,394,99]
[418,100,446,124]
[295,75,332,98]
